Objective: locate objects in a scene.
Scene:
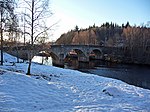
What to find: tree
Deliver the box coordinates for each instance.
[125,21,130,28]
[20,0,53,75]
[93,23,95,28]
[75,25,79,31]
[122,24,124,28]
[105,22,109,28]
[7,14,21,63]
[0,0,16,65]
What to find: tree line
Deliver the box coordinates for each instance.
[56,22,150,64]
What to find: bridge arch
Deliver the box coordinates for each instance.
[64,48,88,62]
[33,50,60,66]
[74,49,86,57]
[89,49,103,60]
[49,52,59,61]
[33,50,59,60]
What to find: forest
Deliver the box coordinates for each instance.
[56,22,150,65]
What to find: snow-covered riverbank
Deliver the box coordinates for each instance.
[0,53,150,112]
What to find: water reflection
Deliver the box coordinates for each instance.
[83,63,150,90]
[65,58,150,90]
[65,58,119,69]
[32,56,52,65]
[32,56,150,90]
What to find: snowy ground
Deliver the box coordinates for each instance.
[0,52,150,112]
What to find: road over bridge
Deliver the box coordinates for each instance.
[3,44,124,66]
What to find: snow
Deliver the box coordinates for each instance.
[0,52,150,112]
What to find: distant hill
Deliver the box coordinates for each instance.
[56,22,150,47]
[55,22,150,65]
[56,23,124,47]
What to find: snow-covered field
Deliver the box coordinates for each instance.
[0,52,150,112]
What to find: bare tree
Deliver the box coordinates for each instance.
[0,0,16,65]
[20,0,54,75]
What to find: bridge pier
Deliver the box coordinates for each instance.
[52,59,64,67]
[78,56,89,62]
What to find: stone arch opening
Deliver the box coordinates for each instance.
[49,52,62,66]
[90,49,103,60]
[49,52,59,61]
[33,51,59,60]
[65,49,88,62]
[65,49,77,59]
[74,49,86,57]
[35,51,50,57]
[32,51,60,65]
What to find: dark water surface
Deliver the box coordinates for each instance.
[32,56,150,90]
[80,61,150,90]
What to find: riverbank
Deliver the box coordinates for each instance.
[33,55,150,90]
[0,52,150,111]
[80,63,150,90]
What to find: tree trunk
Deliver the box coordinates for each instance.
[26,0,34,75]
[0,29,3,65]
[0,4,3,65]
[26,59,32,75]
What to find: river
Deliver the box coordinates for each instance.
[32,56,150,90]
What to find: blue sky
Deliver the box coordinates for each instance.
[50,0,150,40]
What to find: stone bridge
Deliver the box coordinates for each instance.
[50,45,104,66]
[3,44,123,66]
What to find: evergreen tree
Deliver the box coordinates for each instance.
[75,25,79,31]
[122,24,124,28]
[125,21,130,28]
[93,23,95,28]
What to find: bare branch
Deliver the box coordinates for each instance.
[23,0,32,9]
[33,21,59,43]
[34,8,44,21]
[34,0,41,6]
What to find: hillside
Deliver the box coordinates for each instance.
[56,23,124,46]
[56,23,150,47]
[55,23,150,65]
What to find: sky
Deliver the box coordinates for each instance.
[50,0,150,41]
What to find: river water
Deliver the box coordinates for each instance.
[32,56,150,90]
[82,62,150,90]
